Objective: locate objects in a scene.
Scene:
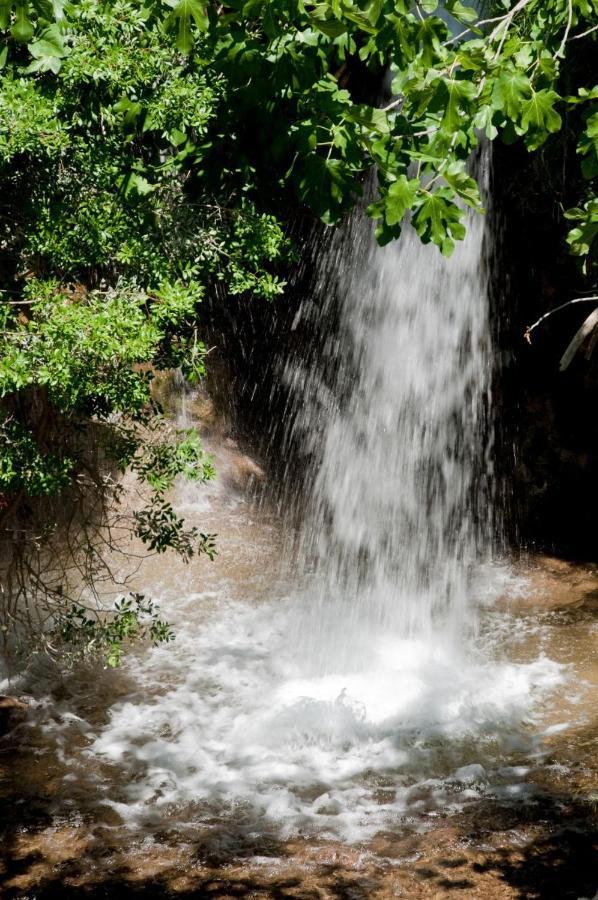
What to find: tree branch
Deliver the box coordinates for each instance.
[525,296,598,344]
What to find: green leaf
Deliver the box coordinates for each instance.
[165,0,208,53]
[26,24,66,72]
[11,4,34,43]
[339,5,377,33]
[383,175,418,226]
[114,97,143,127]
[567,224,598,258]
[416,17,447,67]
[445,0,478,23]
[344,104,391,134]
[118,171,157,197]
[443,165,483,210]
[310,16,347,37]
[0,0,11,31]
[365,0,382,26]
[297,152,359,224]
[565,86,598,105]
[412,190,466,255]
[519,89,562,150]
[474,104,498,140]
[441,76,476,133]
[565,200,598,259]
[579,110,598,179]
[491,70,532,120]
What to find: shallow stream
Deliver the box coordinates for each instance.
[0,439,596,898]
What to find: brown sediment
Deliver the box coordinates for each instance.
[0,798,596,899]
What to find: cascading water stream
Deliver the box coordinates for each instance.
[286,152,495,676]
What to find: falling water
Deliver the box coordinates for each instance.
[285,152,494,674]
[77,149,560,840]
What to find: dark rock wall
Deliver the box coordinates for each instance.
[491,123,598,558]
[205,50,597,559]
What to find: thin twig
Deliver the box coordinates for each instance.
[525,296,598,343]
[557,0,574,57]
[443,4,535,46]
[569,23,598,40]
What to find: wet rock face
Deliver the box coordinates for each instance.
[0,696,27,736]
[221,438,266,492]
[491,135,598,559]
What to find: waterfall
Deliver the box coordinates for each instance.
[76,147,563,843]
[286,151,494,673]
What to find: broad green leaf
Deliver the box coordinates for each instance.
[565,200,598,258]
[11,4,34,42]
[297,152,359,224]
[565,86,598,105]
[344,104,390,134]
[579,110,598,179]
[28,24,64,57]
[445,0,478,23]
[49,0,66,21]
[520,89,562,150]
[474,104,498,139]
[412,190,466,255]
[334,2,377,33]
[567,222,598,258]
[443,165,483,210]
[365,0,382,26]
[118,172,157,197]
[0,0,11,30]
[114,97,143,127]
[416,18,447,67]
[383,175,418,226]
[309,16,347,37]
[26,24,66,72]
[441,77,476,132]
[491,70,532,120]
[165,0,208,53]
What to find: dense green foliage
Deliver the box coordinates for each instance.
[0,0,596,661]
[0,1,289,663]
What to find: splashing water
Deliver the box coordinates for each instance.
[72,152,565,843]
[7,152,570,847]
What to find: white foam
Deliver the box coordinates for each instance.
[87,591,564,841]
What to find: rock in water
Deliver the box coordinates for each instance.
[0,695,28,736]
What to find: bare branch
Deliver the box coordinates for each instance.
[557,0,574,57]
[524,296,598,343]
[569,23,598,40]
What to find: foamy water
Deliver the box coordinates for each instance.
[80,148,573,841]
[85,560,563,842]
[0,430,571,844]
